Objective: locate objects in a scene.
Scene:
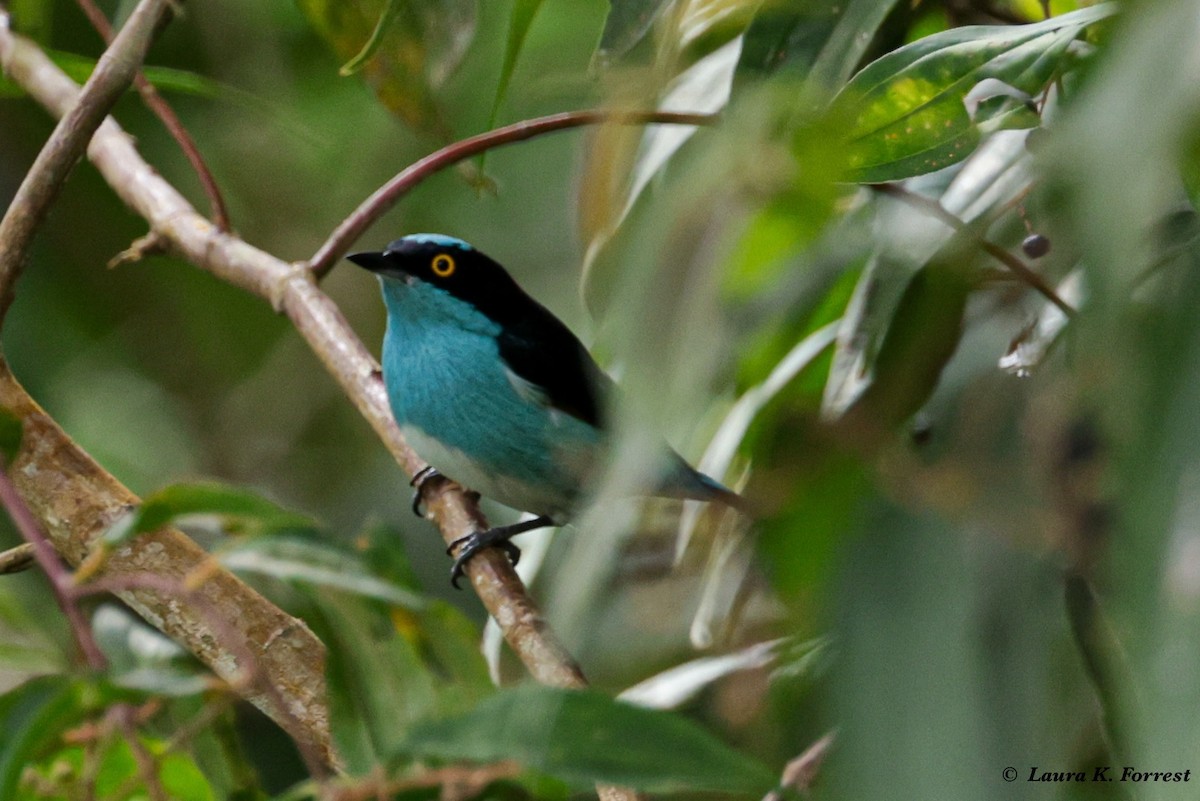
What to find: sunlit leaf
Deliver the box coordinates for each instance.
[92,606,209,697]
[294,0,476,134]
[835,3,1117,182]
[403,685,777,794]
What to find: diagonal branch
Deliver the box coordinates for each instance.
[0,0,173,320]
[307,110,717,278]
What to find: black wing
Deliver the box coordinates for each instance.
[496,302,610,429]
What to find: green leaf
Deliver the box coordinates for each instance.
[841,255,973,429]
[306,593,440,774]
[0,676,86,800]
[403,685,777,794]
[416,601,493,699]
[835,3,1117,182]
[808,0,906,88]
[107,481,315,544]
[219,535,426,610]
[487,0,544,128]
[294,0,476,135]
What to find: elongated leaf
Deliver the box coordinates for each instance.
[106,481,315,545]
[618,639,782,709]
[219,535,425,610]
[403,685,777,794]
[487,0,544,127]
[836,4,1117,182]
[808,0,905,88]
[306,593,440,774]
[0,677,86,799]
[838,255,973,429]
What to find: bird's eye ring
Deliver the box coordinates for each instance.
[431,253,456,277]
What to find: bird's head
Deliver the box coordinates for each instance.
[348,234,527,328]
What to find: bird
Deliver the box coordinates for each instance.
[348,234,748,586]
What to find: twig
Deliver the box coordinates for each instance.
[763,732,835,800]
[73,0,231,231]
[869,182,1076,317]
[307,110,718,278]
[0,461,107,669]
[0,541,35,573]
[0,0,173,321]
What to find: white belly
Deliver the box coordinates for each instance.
[401,424,576,521]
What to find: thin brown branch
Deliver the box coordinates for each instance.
[0,541,35,573]
[870,182,1077,317]
[0,23,616,786]
[307,110,718,278]
[73,0,231,231]
[0,0,173,320]
[0,461,107,669]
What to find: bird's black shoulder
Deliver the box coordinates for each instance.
[495,299,609,428]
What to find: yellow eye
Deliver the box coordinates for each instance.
[431,253,456,277]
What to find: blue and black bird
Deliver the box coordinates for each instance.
[349,234,747,586]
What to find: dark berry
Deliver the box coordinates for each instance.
[1022,233,1051,259]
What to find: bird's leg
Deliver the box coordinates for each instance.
[409,465,442,517]
[448,515,555,589]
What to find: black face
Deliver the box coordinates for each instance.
[348,236,530,326]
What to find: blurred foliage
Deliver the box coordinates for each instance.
[4,0,1200,798]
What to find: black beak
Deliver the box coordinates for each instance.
[347,251,388,272]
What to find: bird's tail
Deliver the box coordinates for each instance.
[656,457,756,517]
[690,471,756,517]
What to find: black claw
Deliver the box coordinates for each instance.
[409,466,441,517]
[445,516,554,589]
[448,529,523,589]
